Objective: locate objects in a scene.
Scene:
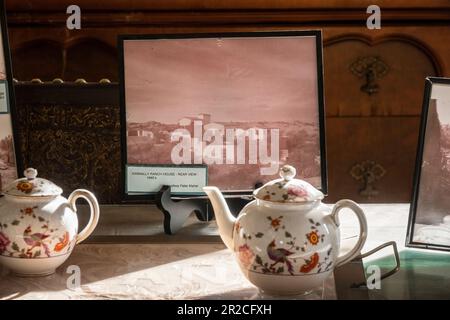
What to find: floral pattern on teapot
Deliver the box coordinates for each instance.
[234,215,333,276]
[16,181,34,194]
[0,168,99,276]
[0,204,75,259]
[204,164,368,295]
[254,165,324,203]
[4,168,63,198]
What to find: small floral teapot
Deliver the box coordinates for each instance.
[204,165,368,296]
[0,168,99,276]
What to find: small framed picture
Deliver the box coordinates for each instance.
[119,31,327,201]
[407,77,450,251]
[0,0,20,191]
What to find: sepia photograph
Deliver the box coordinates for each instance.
[0,114,16,190]
[0,9,15,191]
[121,32,325,192]
[409,78,450,249]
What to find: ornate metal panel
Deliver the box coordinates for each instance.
[14,82,121,203]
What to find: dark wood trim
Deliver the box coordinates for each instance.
[7,0,450,11]
[5,8,450,28]
[14,82,119,105]
[326,115,422,119]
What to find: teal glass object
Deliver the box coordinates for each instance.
[364,249,450,299]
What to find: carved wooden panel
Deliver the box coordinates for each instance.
[12,40,63,81]
[325,36,437,202]
[6,1,449,203]
[325,117,421,203]
[324,37,439,117]
[6,1,449,84]
[14,83,121,204]
[63,39,117,81]
[323,36,438,202]
[12,39,117,82]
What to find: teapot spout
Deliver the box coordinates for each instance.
[203,186,236,250]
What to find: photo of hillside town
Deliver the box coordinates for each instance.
[123,35,322,191]
[0,115,17,191]
[127,115,321,190]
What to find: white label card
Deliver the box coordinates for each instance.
[126,165,207,195]
[0,81,8,113]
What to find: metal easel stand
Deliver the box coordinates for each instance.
[155,185,253,235]
[334,241,400,299]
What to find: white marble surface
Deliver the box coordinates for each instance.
[0,204,413,300]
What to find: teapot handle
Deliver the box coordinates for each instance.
[330,199,368,268]
[68,189,100,244]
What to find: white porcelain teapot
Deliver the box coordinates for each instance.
[204,165,368,296]
[0,168,100,276]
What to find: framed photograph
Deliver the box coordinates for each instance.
[407,77,450,251]
[119,31,327,201]
[0,0,20,192]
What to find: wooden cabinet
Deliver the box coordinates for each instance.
[324,31,443,202]
[6,1,450,203]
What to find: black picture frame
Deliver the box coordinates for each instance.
[118,30,327,203]
[406,77,450,251]
[0,0,21,191]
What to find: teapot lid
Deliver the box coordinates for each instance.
[2,168,63,197]
[254,165,324,203]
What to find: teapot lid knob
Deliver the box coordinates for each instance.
[280,165,296,181]
[24,168,38,180]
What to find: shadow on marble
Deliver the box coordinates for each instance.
[0,203,417,300]
[193,285,333,300]
[0,243,226,300]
